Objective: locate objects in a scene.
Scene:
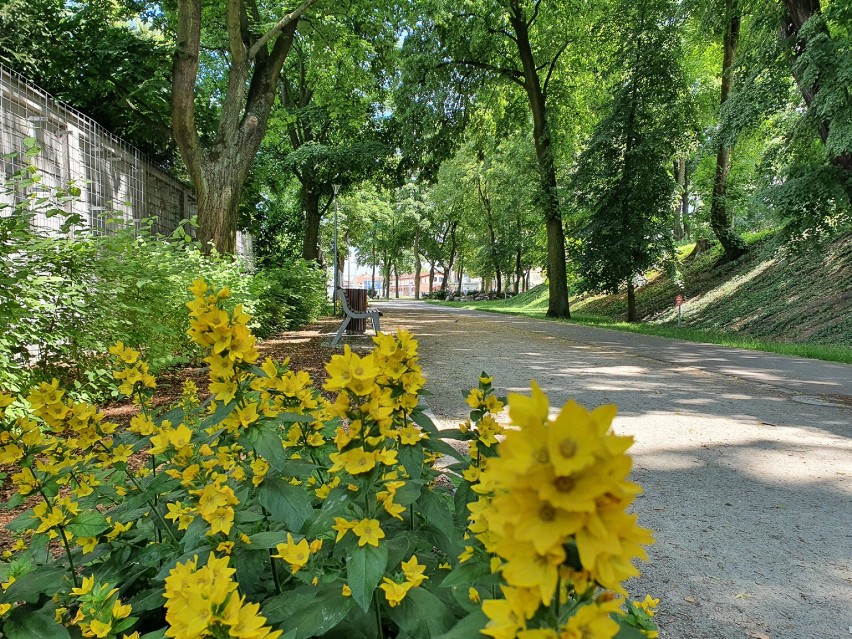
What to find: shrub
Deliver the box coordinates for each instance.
[0,279,659,639]
[0,147,258,400]
[250,261,328,338]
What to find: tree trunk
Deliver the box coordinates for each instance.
[394,265,399,299]
[371,250,377,296]
[682,161,691,240]
[508,2,570,318]
[442,221,458,294]
[514,246,522,295]
[456,254,463,296]
[673,158,685,241]
[781,0,852,176]
[301,187,322,261]
[172,0,308,253]
[383,250,390,299]
[710,0,747,262]
[429,264,435,294]
[414,230,422,300]
[626,278,637,322]
[196,165,241,253]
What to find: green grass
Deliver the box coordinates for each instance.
[434,297,852,364]
[432,230,852,366]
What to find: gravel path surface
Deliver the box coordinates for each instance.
[375,300,852,639]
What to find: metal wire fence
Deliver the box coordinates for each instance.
[0,62,252,258]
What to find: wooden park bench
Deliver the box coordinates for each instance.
[331,287,382,346]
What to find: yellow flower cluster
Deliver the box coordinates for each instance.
[325,332,427,462]
[109,342,156,399]
[378,555,429,607]
[164,553,280,639]
[271,533,322,573]
[67,575,134,639]
[470,382,654,639]
[459,372,505,484]
[187,279,259,403]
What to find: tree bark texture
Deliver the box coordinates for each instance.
[414,230,422,299]
[507,1,570,318]
[710,0,747,262]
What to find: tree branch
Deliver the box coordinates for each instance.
[172,0,203,186]
[249,0,318,59]
[437,59,525,88]
[543,39,570,95]
[527,0,542,27]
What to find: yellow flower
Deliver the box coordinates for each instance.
[70,574,96,597]
[352,518,384,547]
[332,517,355,542]
[78,537,98,554]
[379,578,411,607]
[112,598,132,619]
[341,584,352,597]
[469,587,480,603]
[484,394,504,414]
[466,388,484,409]
[634,594,659,616]
[88,618,112,638]
[109,341,140,364]
[559,601,620,639]
[12,466,38,495]
[330,447,376,475]
[272,533,311,573]
[401,555,428,587]
[0,603,11,616]
[458,546,474,563]
[250,457,269,487]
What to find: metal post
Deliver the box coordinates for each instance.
[332,184,340,315]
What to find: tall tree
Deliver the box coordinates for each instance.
[408,0,602,317]
[572,0,689,322]
[710,0,748,261]
[171,0,317,253]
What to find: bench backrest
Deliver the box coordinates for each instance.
[336,287,353,315]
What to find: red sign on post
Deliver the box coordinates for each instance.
[675,295,684,307]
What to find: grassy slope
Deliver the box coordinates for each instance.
[438,232,852,363]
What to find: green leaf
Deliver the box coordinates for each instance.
[65,510,109,538]
[2,566,66,604]
[433,609,488,639]
[398,445,424,480]
[423,437,464,461]
[386,588,456,639]
[347,543,388,612]
[614,621,650,639]
[246,530,290,549]
[3,604,71,639]
[277,586,354,639]
[272,412,314,424]
[411,409,438,436]
[439,562,491,589]
[245,423,287,470]
[453,481,475,528]
[257,478,314,531]
[392,480,423,508]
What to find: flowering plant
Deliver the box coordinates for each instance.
[0,279,657,639]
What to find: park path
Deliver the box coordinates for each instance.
[374,300,852,639]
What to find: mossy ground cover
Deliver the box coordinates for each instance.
[436,232,852,364]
